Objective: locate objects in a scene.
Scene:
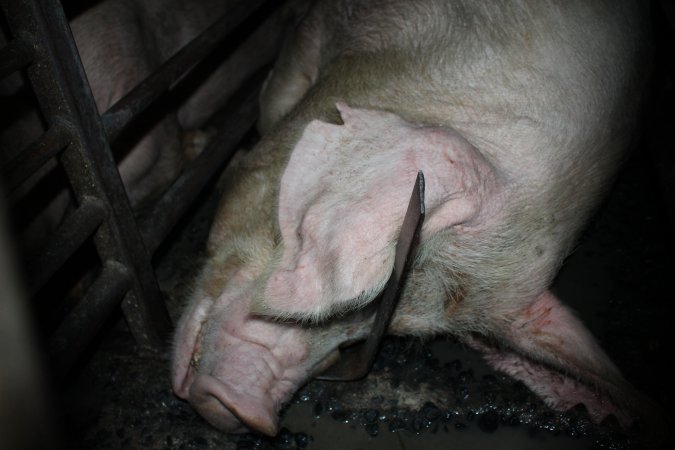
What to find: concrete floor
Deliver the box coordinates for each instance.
[58,137,674,450]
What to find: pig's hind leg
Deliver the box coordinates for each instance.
[464,290,653,428]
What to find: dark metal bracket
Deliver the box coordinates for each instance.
[317,171,426,381]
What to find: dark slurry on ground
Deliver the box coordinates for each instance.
[60,140,673,450]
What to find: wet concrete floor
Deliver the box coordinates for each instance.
[58,136,675,450]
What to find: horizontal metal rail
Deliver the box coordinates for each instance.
[2,0,172,354]
[1,0,279,377]
[1,121,70,191]
[140,84,261,253]
[101,0,268,142]
[49,261,132,377]
[25,196,106,294]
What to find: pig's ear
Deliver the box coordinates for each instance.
[467,290,654,426]
[253,103,494,321]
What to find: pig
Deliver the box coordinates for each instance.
[172,0,656,438]
[69,0,289,207]
[1,0,296,252]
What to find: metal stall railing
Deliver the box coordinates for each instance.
[0,0,281,378]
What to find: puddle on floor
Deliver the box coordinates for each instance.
[280,402,598,450]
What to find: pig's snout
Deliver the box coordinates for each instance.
[188,373,279,436]
[171,317,279,435]
[171,295,330,437]
[172,339,281,436]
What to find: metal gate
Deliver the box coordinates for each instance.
[0,0,281,381]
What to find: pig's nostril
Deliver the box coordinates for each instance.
[191,393,248,434]
[172,312,208,400]
[189,374,279,436]
[172,365,193,400]
[190,352,201,370]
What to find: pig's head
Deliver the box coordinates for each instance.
[172,103,658,437]
[172,103,498,434]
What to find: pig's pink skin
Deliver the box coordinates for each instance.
[173,0,656,438]
[70,0,289,204]
[464,290,633,426]
[263,104,502,321]
[172,268,354,435]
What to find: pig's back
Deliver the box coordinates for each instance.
[264,0,650,319]
[311,0,648,185]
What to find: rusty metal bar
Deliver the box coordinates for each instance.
[0,32,34,79]
[140,85,260,253]
[25,196,105,295]
[35,0,172,347]
[101,0,268,143]
[1,121,69,192]
[49,261,132,378]
[1,0,277,372]
[1,0,172,350]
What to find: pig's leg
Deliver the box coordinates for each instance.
[115,118,182,207]
[72,3,183,208]
[465,290,648,426]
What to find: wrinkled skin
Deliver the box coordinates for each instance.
[173,0,658,438]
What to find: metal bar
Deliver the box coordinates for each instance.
[1,0,276,359]
[0,32,34,79]
[32,0,172,347]
[140,84,260,253]
[1,0,171,348]
[49,261,131,378]
[26,196,105,295]
[100,0,268,143]
[317,172,426,381]
[1,121,69,192]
